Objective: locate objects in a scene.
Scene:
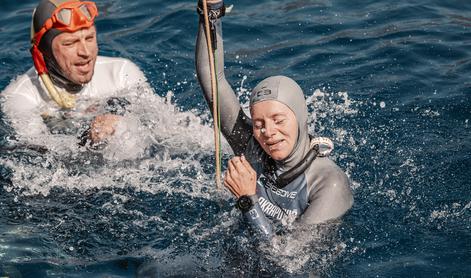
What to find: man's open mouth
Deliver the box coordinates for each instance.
[75,60,91,72]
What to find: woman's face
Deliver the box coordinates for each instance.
[251,100,298,161]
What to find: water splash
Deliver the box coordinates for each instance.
[1,87,219,197]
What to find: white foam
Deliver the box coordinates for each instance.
[259,223,347,273]
[1,87,226,197]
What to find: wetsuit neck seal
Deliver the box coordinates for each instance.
[47,58,84,92]
[265,139,319,189]
[264,136,334,188]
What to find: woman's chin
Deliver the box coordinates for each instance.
[267,150,289,161]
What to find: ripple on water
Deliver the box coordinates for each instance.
[1,0,470,276]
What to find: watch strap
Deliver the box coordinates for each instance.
[197,1,226,20]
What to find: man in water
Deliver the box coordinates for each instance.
[196,0,353,237]
[1,0,151,145]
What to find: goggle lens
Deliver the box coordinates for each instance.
[79,4,93,21]
[56,8,72,25]
[56,3,95,25]
[33,2,98,46]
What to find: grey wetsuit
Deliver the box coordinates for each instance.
[196,17,353,237]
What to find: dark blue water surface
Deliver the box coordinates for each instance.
[1,0,470,277]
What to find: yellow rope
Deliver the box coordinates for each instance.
[201,0,222,189]
[40,73,76,109]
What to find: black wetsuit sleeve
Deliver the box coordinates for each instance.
[195,17,252,155]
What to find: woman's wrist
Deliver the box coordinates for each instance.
[236,194,258,213]
[197,0,226,18]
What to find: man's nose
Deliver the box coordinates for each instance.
[77,40,90,57]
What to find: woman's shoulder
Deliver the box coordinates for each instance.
[305,157,351,194]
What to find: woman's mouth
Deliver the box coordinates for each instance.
[266,139,284,151]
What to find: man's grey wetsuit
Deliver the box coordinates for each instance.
[196,14,353,237]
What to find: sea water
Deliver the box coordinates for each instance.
[0,0,470,277]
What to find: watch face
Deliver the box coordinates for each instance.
[237,196,253,212]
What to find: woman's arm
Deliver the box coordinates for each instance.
[195,2,252,155]
[225,155,274,238]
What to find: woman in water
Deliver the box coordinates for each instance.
[196,0,353,237]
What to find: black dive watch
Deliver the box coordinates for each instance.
[236,195,255,213]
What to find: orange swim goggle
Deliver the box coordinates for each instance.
[31,1,98,75]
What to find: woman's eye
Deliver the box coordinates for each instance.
[275,119,285,124]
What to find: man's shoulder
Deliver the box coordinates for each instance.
[93,56,144,79]
[90,56,148,93]
[95,56,136,67]
[2,67,39,97]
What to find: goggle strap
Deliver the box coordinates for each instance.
[49,0,70,7]
[30,8,36,42]
[31,45,48,75]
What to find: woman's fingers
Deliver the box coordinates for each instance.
[224,179,239,198]
[224,169,240,190]
[224,156,257,197]
[227,157,240,173]
[224,171,242,198]
[240,155,256,176]
[228,156,243,178]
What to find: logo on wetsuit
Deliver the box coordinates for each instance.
[255,88,272,98]
[258,174,298,199]
[258,196,298,220]
[253,85,278,102]
[256,175,300,221]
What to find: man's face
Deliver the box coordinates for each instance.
[251,100,298,161]
[51,26,98,84]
